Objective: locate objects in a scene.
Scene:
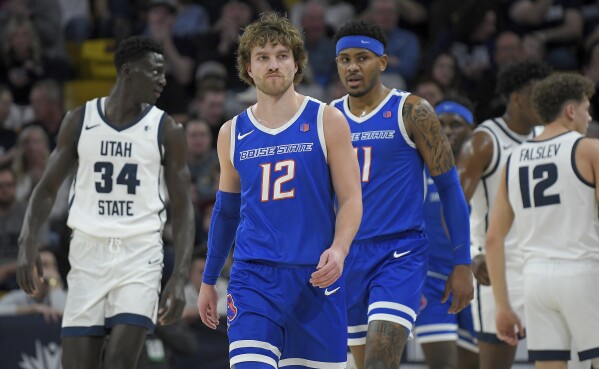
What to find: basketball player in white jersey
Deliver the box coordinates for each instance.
[16,36,194,369]
[487,73,599,369]
[457,60,551,369]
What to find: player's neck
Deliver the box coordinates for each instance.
[535,119,574,140]
[252,88,305,128]
[105,86,147,126]
[503,111,533,135]
[347,84,391,117]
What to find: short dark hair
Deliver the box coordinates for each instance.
[496,60,551,97]
[333,20,388,49]
[114,36,163,71]
[532,73,595,124]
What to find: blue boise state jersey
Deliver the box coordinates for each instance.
[423,170,453,276]
[231,97,335,265]
[331,89,425,241]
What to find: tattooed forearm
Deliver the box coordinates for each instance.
[364,321,408,369]
[403,97,454,175]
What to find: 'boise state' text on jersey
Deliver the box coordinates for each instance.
[423,169,453,277]
[231,97,335,265]
[331,89,425,241]
[68,97,167,238]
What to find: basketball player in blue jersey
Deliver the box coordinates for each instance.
[415,97,479,369]
[16,37,194,369]
[487,73,599,369]
[197,13,362,369]
[331,20,472,369]
[458,61,551,369]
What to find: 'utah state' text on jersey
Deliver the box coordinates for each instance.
[68,97,167,238]
[231,97,335,265]
[331,89,425,241]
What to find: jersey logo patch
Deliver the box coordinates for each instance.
[299,123,310,132]
[393,250,411,259]
[227,294,238,324]
[324,286,340,296]
[85,124,100,130]
[238,130,254,140]
[383,110,392,118]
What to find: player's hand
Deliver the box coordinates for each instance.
[471,254,490,285]
[16,248,43,295]
[442,264,473,314]
[310,246,346,288]
[198,282,220,329]
[34,304,63,323]
[158,277,186,325]
[495,307,523,346]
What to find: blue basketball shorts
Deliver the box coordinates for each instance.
[227,260,347,369]
[344,232,428,346]
[413,273,478,352]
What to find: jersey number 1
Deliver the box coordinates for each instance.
[260,160,295,202]
[354,146,372,182]
[518,163,560,208]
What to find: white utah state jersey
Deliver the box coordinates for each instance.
[67,97,168,238]
[507,131,599,263]
[470,117,537,273]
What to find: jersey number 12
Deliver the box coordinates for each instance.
[518,163,560,208]
[260,160,295,202]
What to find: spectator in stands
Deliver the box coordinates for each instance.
[144,0,196,118]
[505,0,583,71]
[171,0,210,38]
[584,40,599,118]
[427,52,462,97]
[185,119,219,207]
[299,0,337,88]
[0,247,66,322]
[12,125,50,203]
[0,165,50,292]
[0,0,66,59]
[0,15,72,106]
[367,0,421,84]
[23,79,65,150]
[414,77,445,108]
[58,0,91,43]
[0,86,18,167]
[192,78,227,143]
[195,0,254,92]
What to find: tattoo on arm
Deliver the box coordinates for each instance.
[403,99,454,175]
[364,321,409,369]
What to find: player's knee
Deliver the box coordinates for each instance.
[233,362,276,369]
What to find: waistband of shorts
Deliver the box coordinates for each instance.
[524,258,599,273]
[238,259,317,270]
[352,230,426,244]
[72,229,162,244]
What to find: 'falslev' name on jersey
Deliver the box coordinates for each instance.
[239,142,313,160]
[519,143,561,161]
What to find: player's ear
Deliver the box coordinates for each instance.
[378,54,388,72]
[246,64,253,79]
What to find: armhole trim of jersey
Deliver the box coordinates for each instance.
[317,103,327,163]
[74,103,87,158]
[157,112,167,165]
[505,152,512,195]
[397,93,416,149]
[571,137,595,188]
[478,127,500,179]
[230,116,237,168]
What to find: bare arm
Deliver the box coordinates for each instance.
[575,138,599,201]
[486,166,523,345]
[457,130,494,203]
[310,106,362,288]
[531,9,583,43]
[159,116,195,325]
[403,95,454,175]
[17,108,81,294]
[198,120,239,329]
[509,0,554,25]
